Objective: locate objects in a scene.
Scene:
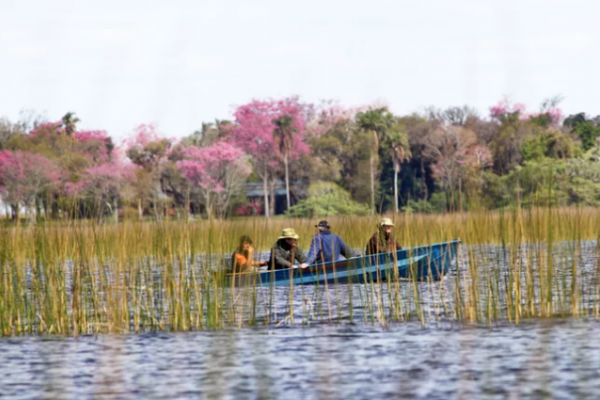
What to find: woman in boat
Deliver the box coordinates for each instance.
[267,228,309,270]
[231,235,267,273]
[365,218,402,255]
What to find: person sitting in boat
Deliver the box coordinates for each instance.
[365,218,402,255]
[306,220,356,266]
[231,235,268,273]
[268,228,309,270]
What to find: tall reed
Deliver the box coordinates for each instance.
[1,206,599,336]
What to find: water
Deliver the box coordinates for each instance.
[1,320,600,399]
[3,241,600,399]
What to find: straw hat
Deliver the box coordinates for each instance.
[279,228,300,240]
[380,217,395,227]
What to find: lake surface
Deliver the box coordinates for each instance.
[2,241,600,399]
[1,319,600,400]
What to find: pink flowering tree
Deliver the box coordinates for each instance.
[68,159,131,222]
[307,101,365,137]
[490,98,564,128]
[177,141,250,218]
[124,124,174,219]
[73,130,114,164]
[230,97,310,217]
[428,125,492,195]
[0,150,61,220]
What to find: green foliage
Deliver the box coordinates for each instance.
[574,121,600,151]
[402,193,447,213]
[285,182,371,218]
[306,119,374,203]
[520,131,577,162]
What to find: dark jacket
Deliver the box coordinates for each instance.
[268,239,307,270]
[365,230,402,255]
[306,231,355,265]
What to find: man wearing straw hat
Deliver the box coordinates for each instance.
[268,228,309,270]
[365,217,402,255]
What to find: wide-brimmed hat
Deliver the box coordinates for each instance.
[380,217,395,227]
[279,228,300,240]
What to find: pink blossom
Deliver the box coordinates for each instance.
[177,142,248,190]
[230,97,311,169]
[0,150,61,207]
[74,130,109,142]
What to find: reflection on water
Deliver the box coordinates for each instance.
[2,320,600,399]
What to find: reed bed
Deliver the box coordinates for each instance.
[1,206,600,337]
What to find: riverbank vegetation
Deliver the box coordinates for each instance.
[1,96,600,221]
[1,207,599,337]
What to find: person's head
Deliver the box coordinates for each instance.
[315,220,330,232]
[238,235,253,252]
[279,228,300,246]
[379,218,394,235]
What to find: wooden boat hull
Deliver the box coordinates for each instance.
[229,239,460,287]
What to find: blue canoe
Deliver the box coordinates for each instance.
[228,239,460,287]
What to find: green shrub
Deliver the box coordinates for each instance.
[285,182,371,218]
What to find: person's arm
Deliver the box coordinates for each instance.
[295,247,309,269]
[337,236,355,258]
[296,245,308,264]
[305,236,318,265]
[274,246,293,269]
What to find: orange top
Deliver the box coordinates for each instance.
[235,253,248,267]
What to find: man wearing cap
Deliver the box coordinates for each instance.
[306,220,356,266]
[268,228,309,270]
[365,218,402,255]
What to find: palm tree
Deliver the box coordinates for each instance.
[272,115,296,210]
[356,108,392,214]
[61,112,80,135]
[388,127,411,213]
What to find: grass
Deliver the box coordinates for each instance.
[1,206,600,337]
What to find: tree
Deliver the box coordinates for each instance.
[386,125,411,213]
[69,161,131,222]
[231,97,309,217]
[177,142,250,218]
[564,113,600,151]
[272,114,297,210]
[0,150,60,220]
[124,124,172,219]
[356,107,394,213]
[61,112,80,135]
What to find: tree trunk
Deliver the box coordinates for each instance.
[263,165,270,219]
[284,153,290,211]
[138,199,143,220]
[394,162,399,213]
[205,191,212,219]
[97,198,105,224]
[370,153,375,215]
[269,178,276,217]
[185,189,191,223]
[113,197,119,223]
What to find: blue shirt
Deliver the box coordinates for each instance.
[306,231,354,265]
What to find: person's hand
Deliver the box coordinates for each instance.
[299,263,309,269]
[259,260,268,267]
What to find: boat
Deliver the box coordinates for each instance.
[227,239,460,287]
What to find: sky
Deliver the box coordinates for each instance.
[1,0,599,140]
